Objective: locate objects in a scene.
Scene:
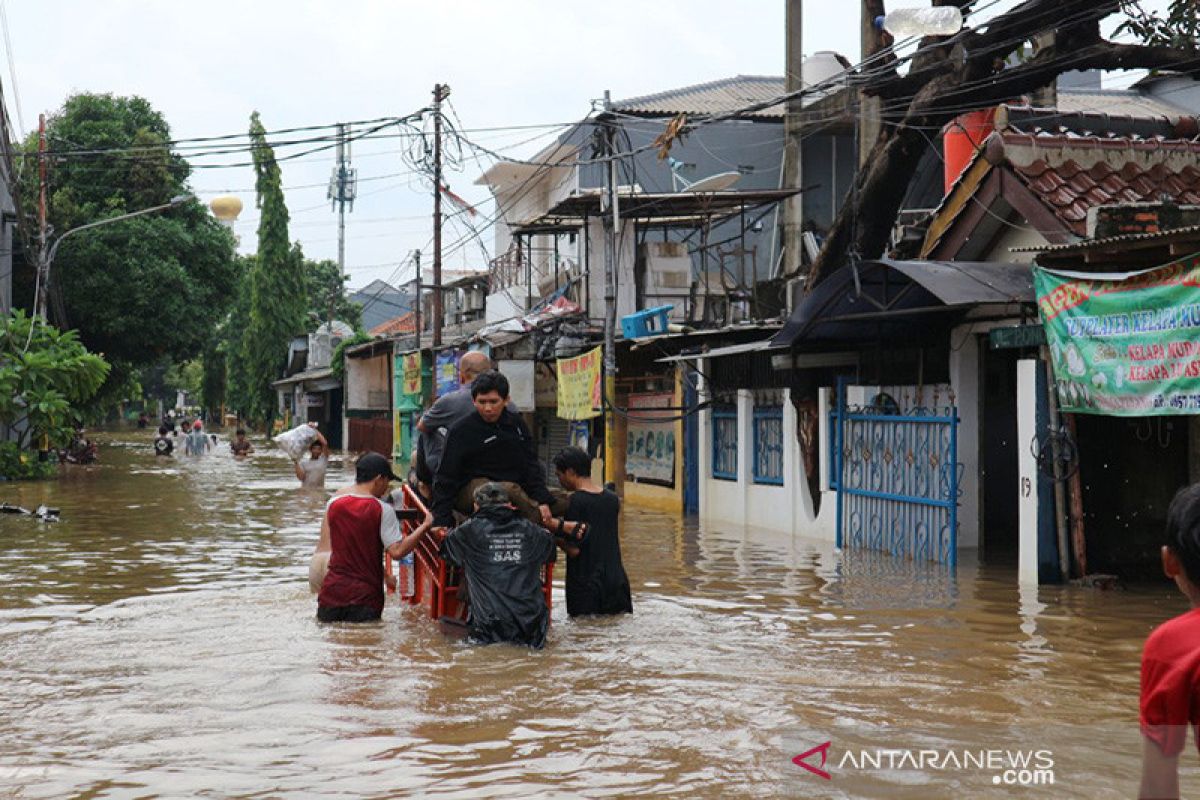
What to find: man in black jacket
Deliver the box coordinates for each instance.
[440,482,557,648]
[431,370,560,529]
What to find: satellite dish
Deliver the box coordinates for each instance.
[666,158,741,193]
[685,171,740,193]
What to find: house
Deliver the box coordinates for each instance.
[349,279,412,333]
[271,320,353,448]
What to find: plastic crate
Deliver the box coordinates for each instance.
[620,305,674,339]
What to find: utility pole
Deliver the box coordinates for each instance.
[780,0,804,279]
[601,90,619,486]
[431,83,450,348]
[328,121,356,322]
[35,112,47,320]
[412,248,422,346]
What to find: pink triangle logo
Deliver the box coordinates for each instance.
[793,741,832,780]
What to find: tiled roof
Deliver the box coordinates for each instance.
[612,75,789,120]
[1057,89,1190,120]
[370,311,415,337]
[997,132,1200,235]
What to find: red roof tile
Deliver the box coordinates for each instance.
[1001,131,1200,235]
[369,312,416,337]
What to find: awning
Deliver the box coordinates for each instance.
[271,366,340,392]
[771,259,1035,347]
[656,339,783,362]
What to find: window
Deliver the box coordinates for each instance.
[752,405,784,485]
[711,406,738,480]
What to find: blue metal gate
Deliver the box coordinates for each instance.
[830,381,960,567]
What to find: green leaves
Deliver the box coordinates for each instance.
[0,310,110,452]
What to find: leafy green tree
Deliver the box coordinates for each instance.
[0,310,109,455]
[19,93,238,403]
[238,113,308,424]
[306,257,362,331]
[1118,0,1200,49]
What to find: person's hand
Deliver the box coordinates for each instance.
[307,421,318,429]
[384,569,398,592]
[423,509,434,528]
[539,504,553,526]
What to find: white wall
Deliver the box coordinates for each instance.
[586,218,637,322]
[345,353,391,410]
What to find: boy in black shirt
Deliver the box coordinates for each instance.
[548,447,633,617]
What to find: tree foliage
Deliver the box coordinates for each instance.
[1118,0,1200,51]
[237,113,308,424]
[0,310,109,453]
[306,257,362,331]
[20,93,238,404]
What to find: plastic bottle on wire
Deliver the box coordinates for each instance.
[875,7,963,37]
[399,552,414,600]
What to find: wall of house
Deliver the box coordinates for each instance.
[585,219,637,322]
[345,353,391,410]
[986,224,1048,264]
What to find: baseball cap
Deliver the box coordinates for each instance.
[356,452,402,483]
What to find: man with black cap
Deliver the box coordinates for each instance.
[316,451,433,623]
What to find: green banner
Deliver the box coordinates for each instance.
[1034,256,1200,415]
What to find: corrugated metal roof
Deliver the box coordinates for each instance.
[1058,89,1189,120]
[612,75,789,120]
[1012,222,1200,253]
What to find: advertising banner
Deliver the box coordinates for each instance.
[556,346,602,420]
[401,352,422,398]
[435,350,459,397]
[1034,256,1200,415]
[625,392,675,486]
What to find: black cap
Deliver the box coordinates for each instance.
[356,452,402,483]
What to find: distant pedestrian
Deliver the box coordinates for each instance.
[137,412,148,429]
[549,447,632,617]
[1140,483,1200,799]
[153,426,174,457]
[230,429,254,458]
[185,420,210,456]
[294,424,329,488]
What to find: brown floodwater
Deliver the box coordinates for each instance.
[0,429,1194,798]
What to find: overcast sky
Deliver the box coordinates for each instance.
[3,1,1165,291]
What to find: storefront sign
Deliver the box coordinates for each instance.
[435,350,460,397]
[402,352,422,397]
[556,346,602,420]
[1034,257,1200,415]
[625,392,675,486]
[303,392,325,407]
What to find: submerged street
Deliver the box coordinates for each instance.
[0,431,1187,798]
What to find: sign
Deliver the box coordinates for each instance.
[556,346,602,420]
[625,392,675,486]
[989,324,1046,351]
[303,392,325,407]
[497,359,535,411]
[435,350,460,397]
[401,352,422,397]
[1034,257,1200,415]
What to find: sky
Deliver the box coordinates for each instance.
[1,1,1169,292]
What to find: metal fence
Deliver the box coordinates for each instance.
[830,382,960,567]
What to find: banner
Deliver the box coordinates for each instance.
[401,353,422,397]
[556,346,602,420]
[1034,257,1200,415]
[625,392,675,486]
[435,350,459,397]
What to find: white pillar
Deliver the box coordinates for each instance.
[949,329,981,549]
[782,388,800,536]
[1017,358,1042,586]
[737,389,753,525]
[697,358,711,521]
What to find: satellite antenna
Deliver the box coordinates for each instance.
[668,157,740,193]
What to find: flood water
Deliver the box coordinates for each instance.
[0,430,1194,798]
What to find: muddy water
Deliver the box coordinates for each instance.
[0,430,1192,798]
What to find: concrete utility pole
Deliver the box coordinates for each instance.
[412,248,421,345]
[431,83,450,348]
[328,122,356,327]
[601,90,619,486]
[858,0,886,166]
[780,0,804,279]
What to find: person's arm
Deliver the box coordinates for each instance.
[309,424,329,458]
[417,394,453,435]
[385,509,435,561]
[294,461,307,482]
[1139,737,1180,799]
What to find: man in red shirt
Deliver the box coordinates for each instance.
[317,452,432,623]
[1140,483,1200,799]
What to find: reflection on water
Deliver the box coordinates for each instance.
[0,431,1191,798]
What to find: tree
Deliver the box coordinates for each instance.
[804,0,1200,290]
[238,113,308,423]
[0,310,109,454]
[305,256,363,331]
[20,93,238,396]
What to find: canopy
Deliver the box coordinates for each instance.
[770,259,1035,347]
